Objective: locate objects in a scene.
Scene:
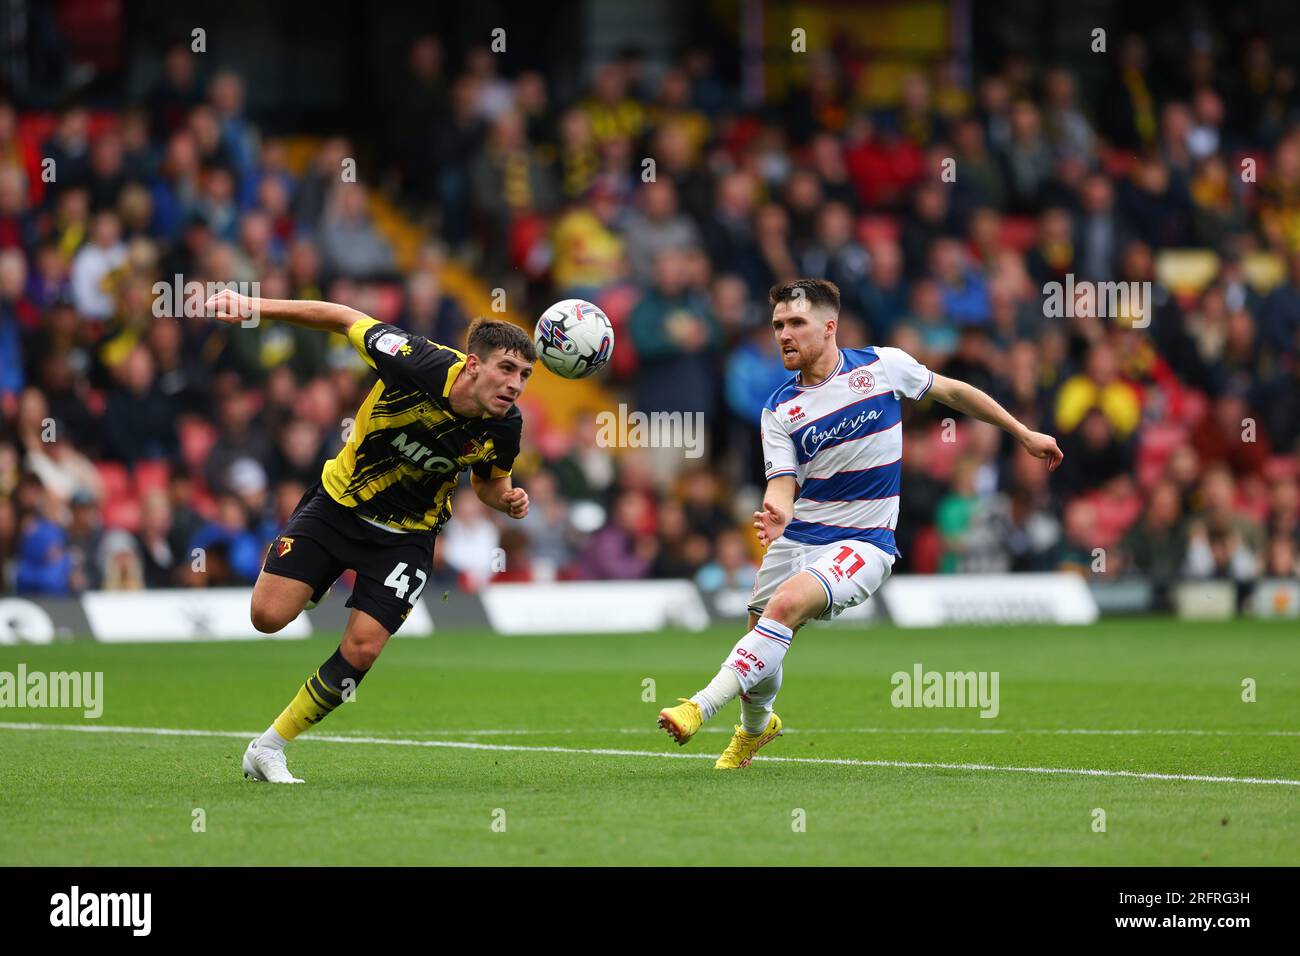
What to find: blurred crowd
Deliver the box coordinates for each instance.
[4,27,1300,604]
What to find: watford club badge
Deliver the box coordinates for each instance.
[276,537,294,557]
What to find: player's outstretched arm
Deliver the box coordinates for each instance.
[927,373,1064,472]
[754,474,798,548]
[204,290,370,334]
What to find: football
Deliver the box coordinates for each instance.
[533,298,614,379]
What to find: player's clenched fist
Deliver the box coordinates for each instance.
[205,289,255,324]
[753,500,788,548]
[501,487,529,519]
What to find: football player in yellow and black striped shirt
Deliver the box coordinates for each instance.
[203,289,535,783]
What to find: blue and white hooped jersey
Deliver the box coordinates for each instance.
[760,347,934,556]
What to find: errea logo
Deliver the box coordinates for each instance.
[391,433,458,474]
[788,405,807,424]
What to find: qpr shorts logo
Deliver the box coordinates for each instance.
[847,369,875,394]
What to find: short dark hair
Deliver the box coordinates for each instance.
[769,278,841,314]
[466,318,536,363]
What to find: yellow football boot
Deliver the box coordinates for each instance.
[714,713,783,769]
[657,698,703,746]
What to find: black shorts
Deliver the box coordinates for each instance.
[262,482,436,635]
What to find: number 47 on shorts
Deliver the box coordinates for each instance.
[384,562,428,603]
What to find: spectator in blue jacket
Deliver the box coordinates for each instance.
[188,493,265,584]
[16,517,74,594]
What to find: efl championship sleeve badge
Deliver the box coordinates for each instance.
[374,332,410,356]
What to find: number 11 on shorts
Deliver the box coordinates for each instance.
[833,546,866,577]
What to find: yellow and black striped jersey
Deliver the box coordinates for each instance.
[320,317,522,534]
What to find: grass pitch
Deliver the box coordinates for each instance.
[1,618,1296,866]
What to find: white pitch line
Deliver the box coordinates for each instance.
[1,721,1298,787]
[322,726,1300,738]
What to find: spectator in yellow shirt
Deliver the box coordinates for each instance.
[1055,340,1142,437]
[551,179,626,297]
[582,64,646,145]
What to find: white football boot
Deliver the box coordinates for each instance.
[242,739,305,784]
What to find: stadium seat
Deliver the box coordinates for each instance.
[1243,249,1286,294]
[1263,455,1299,483]
[910,525,941,574]
[508,212,551,278]
[96,462,143,532]
[370,283,405,323]
[133,459,171,495]
[1155,249,1221,300]
[1091,487,1142,546]
[101,499,143,532]
[94,461,132,501]
[856,214,901,247]
[1136,422,1189,489]
[16,110,118,149]
[191,489,219,521]
[597,283,640,378]
[997,216,1039,254]
[178,417,218,474]
[1100,150,1140,178]
[925,422,966,480]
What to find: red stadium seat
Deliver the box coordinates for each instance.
[910,525,941,574]
[1101,150,1140,179]
[15,114,58,147]
[94,461,132,501]
[369,284,405,323]
[101,494,142,532]
[924,422,965,480]
[191,489,219,522]
[1082,487,1140,549]
[1136,422,1189,489]
[857,215,901,247]
[178,417,218,474]
[134,459,171,495]
[96,458,147,531]
[16,110,119,148]
[596,284,641,378]
[997,216,1039,254]
[1263,455,1299,483]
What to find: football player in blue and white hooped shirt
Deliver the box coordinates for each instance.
[658,278,1064,768]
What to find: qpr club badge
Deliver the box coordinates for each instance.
[847,369,875,395]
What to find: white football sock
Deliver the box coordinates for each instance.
[690,669,741,722]
[741,665,783,734]
[256,726,291,752]
[691,617,794,721]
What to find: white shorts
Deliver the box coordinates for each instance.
[747,536,895,621]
